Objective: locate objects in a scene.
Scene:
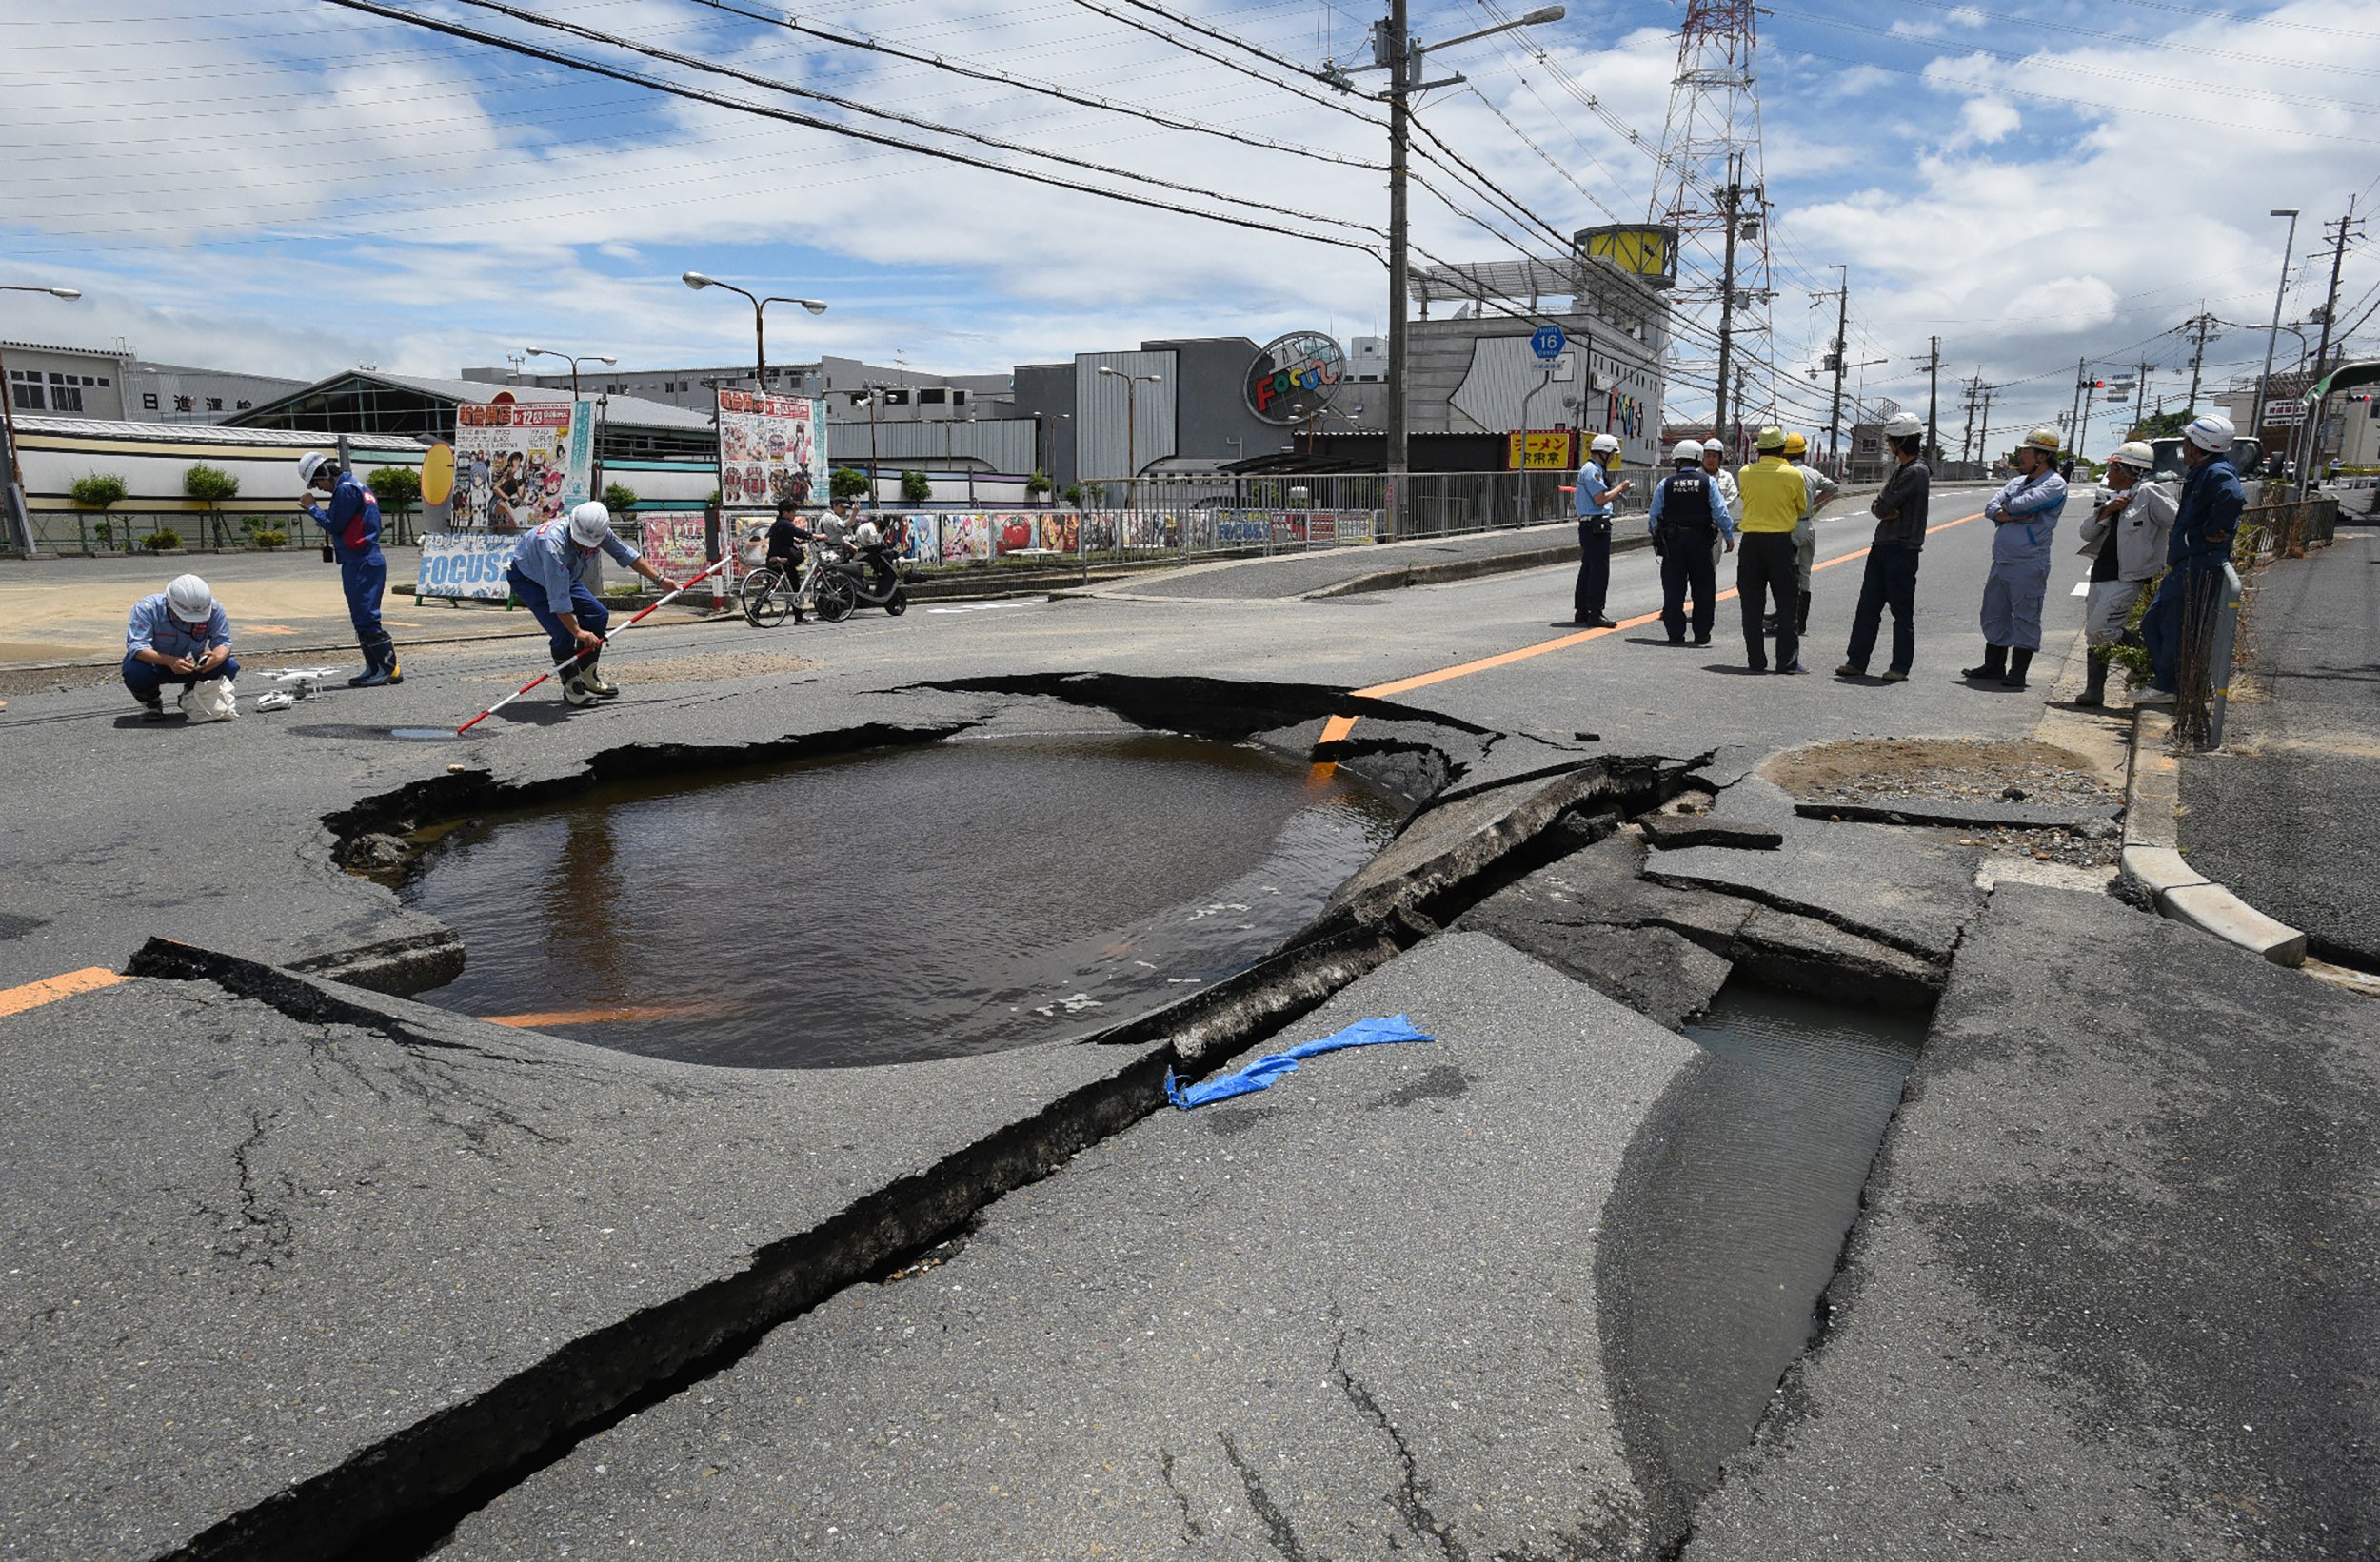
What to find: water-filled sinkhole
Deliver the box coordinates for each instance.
[1601,979,1926,1530]
[402,731,1405,1067]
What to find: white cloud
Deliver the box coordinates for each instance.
[1955,95,2021,146]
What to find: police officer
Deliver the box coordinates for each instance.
[297,451,400,687]
[1965,427,2069,690]
[1648,438,1734,645]
[1572,432,1631,627]
[506,501,673,706]
[1735,426,1809,673]
[2139,413,2244,706]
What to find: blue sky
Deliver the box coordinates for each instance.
[2,0,2373,452]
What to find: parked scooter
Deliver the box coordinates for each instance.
[811,539,910,623]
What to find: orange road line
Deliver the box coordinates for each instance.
[244,624,299,636]
[1318,509,1985,747]
[484,1002,709,1028]
[0,967,128,1018]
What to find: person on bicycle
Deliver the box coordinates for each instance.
[765,499,812,623]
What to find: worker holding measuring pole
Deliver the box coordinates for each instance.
[507,502,672,706]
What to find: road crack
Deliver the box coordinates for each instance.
[1331,1333,1470,1561]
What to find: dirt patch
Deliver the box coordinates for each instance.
[1763,737,2120,811]
[458,648,819,686]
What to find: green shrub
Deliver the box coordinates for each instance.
[70,472,129,509]
[141,528,182,552]
[368,465,422,515]
[602,482,640,514]
[1025,468,1052,498]
[829,466,869,502]
[183,464,238,505]
[253,528,288,548]
[900,469,933,504]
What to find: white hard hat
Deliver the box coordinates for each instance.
[2110,440,2155,471]
[567,501,612,546]
[1589,432,1621,454]
[166,573,214,623]
[2021,426,2061,455]
[1882,411,1924,439]
[2183,412,2235,453]
[1701,438,1724,454]
[297,451,334,486]
[1670,438,1705,464]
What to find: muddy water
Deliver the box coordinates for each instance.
[403,732,1403,1068]
[1601,981,1925,1533]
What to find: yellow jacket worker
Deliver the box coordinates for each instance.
[1734,427,1809,673]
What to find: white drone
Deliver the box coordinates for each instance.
[254,666,347,711]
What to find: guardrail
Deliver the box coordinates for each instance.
[23,508,428,555]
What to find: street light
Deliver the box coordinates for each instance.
[681,271,827,393]
[524,346,617,399]
[1098,366,1162,508]
[0,282,83,558]
[2251,208,2300,451]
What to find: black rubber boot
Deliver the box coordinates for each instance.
[2003,647,2033,689]
[1796,589,1812,636]
[2075,649,2109,707]
[1962,643,2008,681]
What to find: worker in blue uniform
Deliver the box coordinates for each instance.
[1572,432,1631,627]
[123,573,239,719]
[297,451,401,687]
[1963,427,2069,690]
[506,501,672,707]
[1648,438,1734,645]
[2138,413,2245,706]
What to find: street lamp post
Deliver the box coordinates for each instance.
[2251,208,2300,454]
[681,271,827,392]
[1097,366,1162,509]
[854,384,887,510]
[523,346,617,399]
[0,282,82,558]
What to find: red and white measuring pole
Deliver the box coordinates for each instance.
[456,553,733,734]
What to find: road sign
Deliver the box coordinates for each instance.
[1531,325,1566,361]
[2262,398,2307,426]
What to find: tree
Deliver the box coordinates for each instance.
[900,469,933,505]
[1025,467,1053,500]
[183,464,239,547]
[830,465,869,503]
[368,465,422,520]
[70,472,129,551]
[602,481,640,515]
[2131,410,2191,441]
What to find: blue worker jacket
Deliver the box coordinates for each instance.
[303,472,383,555]
[508,516,642,603]
[1575,460,1619,519]
[127,594,231,661]
[1982,468,2068,565]
[2167,455,2244,569]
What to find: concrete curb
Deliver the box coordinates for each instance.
[2120,708,2309,967]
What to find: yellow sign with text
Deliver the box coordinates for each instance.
[1508,429,1577,470]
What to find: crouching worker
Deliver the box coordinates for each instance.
[506,502,671,706]
[124,573,238,721]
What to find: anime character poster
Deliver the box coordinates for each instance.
[883,514,937,565]
[642,513,710,582]
[452,401,593,530]
[1038,512,1079,553]
[1078,510,1120,554]
[715,389,825,511]
[940,514,991,563]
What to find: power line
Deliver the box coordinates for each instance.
[678,0,1386,170]
[1054,0,1386,124]
[315,0,1387,259]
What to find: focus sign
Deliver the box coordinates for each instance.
[1246,331,1347,425]
[1531,325,1567,361]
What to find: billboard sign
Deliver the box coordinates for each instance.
[1507,429,1576,470]
[2262,398,2307,426]
[1246,332,1347,424]
[452,401,594,530]
[1577,224,1678,289]
[715,389,826,510]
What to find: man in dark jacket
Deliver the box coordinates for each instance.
[1647,438,1735,644]
[1835,411,1930,682]
[2138,413,2244,704]
[765,499,812,623]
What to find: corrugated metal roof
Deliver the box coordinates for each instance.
[228,369,718,434]
[10,414,430,449]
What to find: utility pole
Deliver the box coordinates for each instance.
[1383,0,1410,539]
[2251,208,2299,450]
[1821,264,1849,468]
[1958,372,1980,466]
[2299,195,2365,484]
[1714,157,1743,438]
[1922,335,1941,468]
[2180,306,2219,415]
[2067,357,2090,460]
[1977,382,1994,464]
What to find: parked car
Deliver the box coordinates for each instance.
[2147,434,2263,485]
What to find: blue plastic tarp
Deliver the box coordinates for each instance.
[1162,1015,1437,1109]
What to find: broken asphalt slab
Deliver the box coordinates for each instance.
[1641,816,1984,962]
[1684,882,2380,1562]
[430,932,1698,1561]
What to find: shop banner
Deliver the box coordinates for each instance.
[716,389,825,510]
[416,532,518,600]
[1507,429,1576,470]
[642,512,711,583]
[452,401,594,530]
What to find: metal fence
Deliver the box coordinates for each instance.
[26,507,429,555]
[2170,497,2341,748]
[1099,466,1654,538]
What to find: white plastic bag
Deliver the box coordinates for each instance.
[178,678,238,722]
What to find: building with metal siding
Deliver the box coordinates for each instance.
[1073,348,1177,489]
[3,341,306,425]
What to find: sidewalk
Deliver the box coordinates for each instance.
[2175,525,2380,968]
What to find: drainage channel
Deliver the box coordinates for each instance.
[395,730,1405,1067]
[1598,975,1928,1551]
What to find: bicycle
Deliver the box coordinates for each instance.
[741,549,857,626]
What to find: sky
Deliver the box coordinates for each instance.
[2,0,2375,455]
